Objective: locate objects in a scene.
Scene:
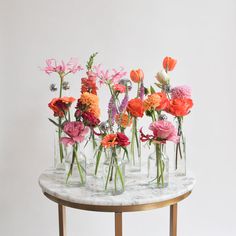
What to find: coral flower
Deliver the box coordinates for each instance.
[143,93,161,111]
[113,84,126,93]
[130,69,144,83]
[127,98,144,117]
[167,98,193,117]
[101,134,118,148]
[155,92,169,111]
[81,76,98,95]
[115,113,132,128]
[163,56,177,72]
[48,97,75,117]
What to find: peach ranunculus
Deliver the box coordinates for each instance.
[127,98,144,117]
[155,92,169,111]
[143,93,161,111]
[130,69,144,83]
[115,113,132,128]
[48,97,76,117]
[167,98,193,117]
[163,56,177,72]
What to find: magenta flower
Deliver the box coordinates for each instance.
[149,120,179,143]
[60,121,89,146]
[93,64,127,85]
[171,85,191,99]
[43,58,83,75]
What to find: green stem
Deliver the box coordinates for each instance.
[115,158,125,191]
[58,117,64,163]
[105,155,113,190]
[74,146,85,185]
[131,118,136,165]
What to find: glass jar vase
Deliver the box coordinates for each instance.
[65,144,86,186]
[148,144,169,188]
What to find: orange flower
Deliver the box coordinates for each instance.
[143,93,161,111]
[101,134,118,148]
[79,92,100,118]
[130,69,144,83]
[167,98,193,117]
[155,92,169,111]
[115,113,132,128]
[163,56,177,71]
[127,98,144,117]
[48,97,75,117]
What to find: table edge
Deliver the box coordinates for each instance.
[43,190,192,212]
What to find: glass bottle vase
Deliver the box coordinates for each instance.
[65,144,86,186]
[147,144,169,188]
[103,148,125,195]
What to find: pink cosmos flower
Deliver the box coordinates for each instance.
[93,64,127,85]
[43,58,83,75]
[60,121,89,146]
[149,120,179,143]
[171,85,191,99]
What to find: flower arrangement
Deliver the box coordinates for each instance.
[41,54,193,192]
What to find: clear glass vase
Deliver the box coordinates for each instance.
[65,144,86,186]
[174,118,186,176]
[103,148,125,195]
[147,144,169,188]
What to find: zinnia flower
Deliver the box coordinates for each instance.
[163,56,177,72]
[115,113,132,128]
[167,98,193,117]
[143,93,161,111]
[127,98,144,117]
[171,86,191,99]
[60,121,89,146]
[149,120,179,143]
[48,97,76,117]
[116,132,130,147]
[130,69,144,83]
[101,134,118,148]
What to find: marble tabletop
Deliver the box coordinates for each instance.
[39,168,195,206]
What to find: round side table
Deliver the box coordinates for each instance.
[39,169,195,236]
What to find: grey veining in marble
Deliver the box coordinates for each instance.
[39,168,195,206]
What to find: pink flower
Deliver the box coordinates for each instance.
[113,84,126,93]
[43,58,83,75]
[171,86,191,99]
[60,121,89,146]
[149,120,179,143]
[93,64,127,85]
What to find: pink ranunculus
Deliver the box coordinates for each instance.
[149,120,179,143]
[60,121,89,146]
[171,85,192,99]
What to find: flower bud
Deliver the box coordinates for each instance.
[155,70,170,85]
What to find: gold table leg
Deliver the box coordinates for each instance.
[115,212,122,236]
[170,204,177,236]
[58,204,66,236]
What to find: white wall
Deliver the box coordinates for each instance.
[1,0,236,235]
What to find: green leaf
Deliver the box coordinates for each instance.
[48,118,60,127]
[95,145,103,175]
[86,52,98,70]
[150,86,156,94]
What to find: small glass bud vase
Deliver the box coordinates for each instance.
[128,137,141,172]
[148,144,169,188]
[174,118,186,176]
[103,148,125,195]
[65,144,86,186]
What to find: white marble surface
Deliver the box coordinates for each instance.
[39,168,195,206]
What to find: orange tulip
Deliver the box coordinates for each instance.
[163,57,177,72]
[130,69,144,83]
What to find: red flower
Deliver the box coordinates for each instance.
[167,98,193,117]
[127,98,144,117]
[113,84,126,93]
[116,132,130,147]
[163,56,177,71]
[48,97,75,117]
[81,76,98,95]
[82,111,100,127]
[155,92,169,111]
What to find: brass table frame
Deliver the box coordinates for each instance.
[44,191,191,236]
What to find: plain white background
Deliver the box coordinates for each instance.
[1,0,236,235]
